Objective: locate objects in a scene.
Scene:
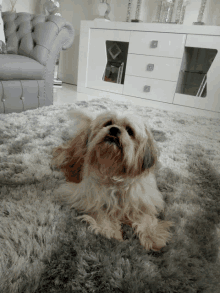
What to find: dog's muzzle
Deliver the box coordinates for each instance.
[104,126,121,148]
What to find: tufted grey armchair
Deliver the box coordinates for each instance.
[0,12,74,114]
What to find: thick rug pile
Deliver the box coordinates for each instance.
[0,98,220,293]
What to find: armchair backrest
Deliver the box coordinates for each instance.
[2,12,74,66]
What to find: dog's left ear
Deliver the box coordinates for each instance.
[142,124,159,171]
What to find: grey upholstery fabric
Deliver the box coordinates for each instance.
[0,54,44,80]
[0,12,74,114]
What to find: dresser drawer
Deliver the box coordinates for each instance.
[123,75,176,103]
[129,31,186,58]
[126,54,182,82]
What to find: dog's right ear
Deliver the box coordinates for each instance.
[52,110,93,183]
[67,109,94,123]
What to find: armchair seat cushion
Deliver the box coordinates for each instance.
[0,54,45,81]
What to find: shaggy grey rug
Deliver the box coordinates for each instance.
[0,98,220,293]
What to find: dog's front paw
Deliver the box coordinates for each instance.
[132,216,173,251]
[99,228,123,241]
[139,235,156,251]
[137,231,166,251]
[111,229,123,241]
[98,219,123,241]
[78,214,123,241]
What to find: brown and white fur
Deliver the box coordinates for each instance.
[52,109,173,251]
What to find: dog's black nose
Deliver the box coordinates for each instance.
[109,126,121,137]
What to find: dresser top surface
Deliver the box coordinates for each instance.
[81,20,220,36]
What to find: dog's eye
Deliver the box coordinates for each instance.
[103,120,112,127]
[126,126,134,136]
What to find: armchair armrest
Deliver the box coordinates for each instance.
[2,12,74,66]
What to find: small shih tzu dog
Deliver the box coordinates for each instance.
[52,109,173,251]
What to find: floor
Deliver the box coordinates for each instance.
[53,83,78,106]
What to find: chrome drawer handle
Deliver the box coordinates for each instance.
[147,64,154,71]
[144,85,151,93]
[150,40,158,48]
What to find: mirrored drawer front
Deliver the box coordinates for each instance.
[123,75,176,103]
[126,54,182,82]
[129,32,186,58]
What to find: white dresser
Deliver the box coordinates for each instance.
[77,20,220,118]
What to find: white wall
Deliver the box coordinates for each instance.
[57,0,96,85]
[2,0,37,14]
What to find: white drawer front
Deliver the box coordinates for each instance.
[123,75,176,103]
[126,54,182,81]
[129,32,186,58]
